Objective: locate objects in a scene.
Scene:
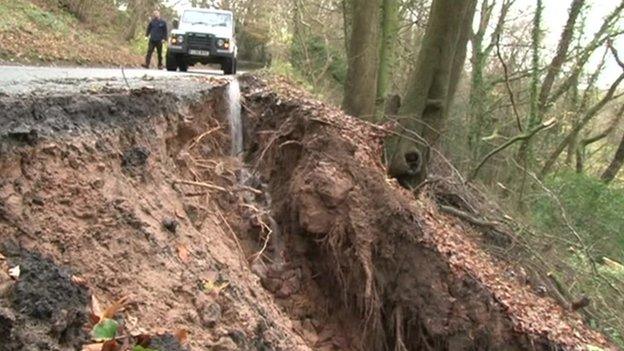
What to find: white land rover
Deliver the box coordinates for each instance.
[166,8,238,75]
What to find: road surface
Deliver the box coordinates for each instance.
[0,65,235,94]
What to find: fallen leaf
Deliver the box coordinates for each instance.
[91,295,103,319]
[8,266,20,279]
[91,319,119,342]
[101,340,119,351]
[202,280,229,296]
[81,343,104,351]
[72,275,88,286]
[89,314,101,328]
[174,328,188,343]
[102,296,130,319]
[177,245,190,264]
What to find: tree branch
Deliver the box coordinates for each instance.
[495,34,523,132]
[539,73,624,178]
[608,39,624,70]
[469,118,556,182]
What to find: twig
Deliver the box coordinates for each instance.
[215,207,246,264]
[120,67,131,90]
[237,184,263,195]
[188,126,222,150]
[248,223,273,264]
[495,34,523,132]
[607,40,624,70]
[468,118,556,181]
[172,179,228,192]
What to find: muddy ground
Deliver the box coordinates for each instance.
[0,74,615,350]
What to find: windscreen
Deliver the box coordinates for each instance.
[181,11,232,28]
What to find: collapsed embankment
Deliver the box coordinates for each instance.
[0,75,614,350]
[0,80,310,350]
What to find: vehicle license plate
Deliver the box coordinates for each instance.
[190,50,210,56]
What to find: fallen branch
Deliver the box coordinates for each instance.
[438,205,499,228]
[468,118,556,182]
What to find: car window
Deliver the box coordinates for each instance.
[181,11,232,28]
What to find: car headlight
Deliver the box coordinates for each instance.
[170,35,184,45]
[216,38,229,49]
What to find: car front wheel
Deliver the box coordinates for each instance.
[222,57,237,75]
[166,52,178,71]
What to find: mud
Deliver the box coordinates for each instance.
[0,74,613,351]
[0,243,89,351]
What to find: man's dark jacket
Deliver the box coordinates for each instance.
[146,18,168,42]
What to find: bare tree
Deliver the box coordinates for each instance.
[468,0,515,160]
[388,0,477,186]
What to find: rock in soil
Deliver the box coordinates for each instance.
[149,333,190,351]
[122,146,150,170]
[0,243,89,351]
[162,218,179,234]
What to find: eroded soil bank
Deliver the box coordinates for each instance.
[0,75,614,350]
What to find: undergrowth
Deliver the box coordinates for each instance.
[532,172,624,261]
[527,172,624,347]
[0,0,72,32]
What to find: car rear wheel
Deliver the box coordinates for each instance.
[222,57,237,75]
[165,52,178,72]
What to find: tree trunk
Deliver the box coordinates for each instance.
[375,0,399,121]
[601,132,624,183]
[516,0,543,163]
[343,0,381,120]
[468,0,493,160]
[124,0,148,41]
[388,0,477,186]
[342,0,352,57]
[468,0,513,163]
[537,0,585,115]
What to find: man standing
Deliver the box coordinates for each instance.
[142,10,168,69]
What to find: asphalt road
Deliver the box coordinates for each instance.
[0,65,233,94]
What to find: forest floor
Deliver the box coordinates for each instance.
[0,0,143,67]
[0,74,617,350]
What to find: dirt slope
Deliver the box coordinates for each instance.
[0,74,615,351]
[0,80,310,350]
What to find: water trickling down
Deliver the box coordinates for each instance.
[227,78,243,157]
[225,79,284,265]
